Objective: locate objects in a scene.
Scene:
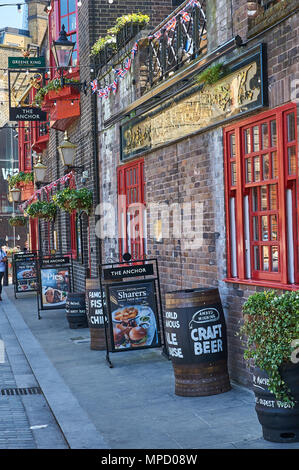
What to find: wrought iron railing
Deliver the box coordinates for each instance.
[147,0,207,87]
[258,0,281,9]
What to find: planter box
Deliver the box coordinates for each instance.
[116,23,143,50]
[47,85,80,101]
[20,182,34,202]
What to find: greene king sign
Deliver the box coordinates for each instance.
[8,57,45,68]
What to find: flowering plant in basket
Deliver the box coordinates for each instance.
[52,187,93,214]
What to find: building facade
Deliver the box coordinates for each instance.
[96,0,299,387]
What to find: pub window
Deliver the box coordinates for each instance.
[117,159,146,261]
[48,0,79,78]
[224,103,298,288]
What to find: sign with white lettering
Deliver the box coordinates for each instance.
[103,264,154,280]
[9,107,47,122]
[106,280,161,352]
[13,252,38,293]
[164,303,228,363]
[8,56,45,68]
[86,289,105,328]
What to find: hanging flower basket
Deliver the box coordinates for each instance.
[52,187,93,214]
[9,216,27,227]
[25,201,57,221]
[8,171,34,189]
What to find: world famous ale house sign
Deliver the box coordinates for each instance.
[164,289,228,364]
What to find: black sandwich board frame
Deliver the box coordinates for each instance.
[36,254,74,319]
[12,251,39,298]
[99,257,168,368]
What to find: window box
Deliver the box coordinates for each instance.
[20,182,35,202]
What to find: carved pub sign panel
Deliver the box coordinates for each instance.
[120,44,267,161]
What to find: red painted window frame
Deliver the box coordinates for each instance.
[224,102,298,289]
[117,159,145,261]
[48,0,79,80]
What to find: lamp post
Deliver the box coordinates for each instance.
[57,131,83,173]
[52,25,75,87]
[33,155,48,188]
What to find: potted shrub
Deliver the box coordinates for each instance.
[8,172,34,201]
[9,216,27,227]
[239,290,299,443]
[52,187,93,214]
[25,201,57,221]
[110,13,150,49]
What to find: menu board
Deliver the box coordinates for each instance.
[164,302,228,364]
[107,280,161,352]
[14,252,38,293]
[39,256,71,310]
[86,289,105,328]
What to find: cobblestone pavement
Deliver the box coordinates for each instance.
[0,300,68,449]
[0,336,36,449]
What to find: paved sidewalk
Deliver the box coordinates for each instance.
[2,284,299,449]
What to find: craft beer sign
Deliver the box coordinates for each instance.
[164,302,228,363]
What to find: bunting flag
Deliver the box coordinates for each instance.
[19,172,74,211]
[92,0,200,99]
[91,79,98,93]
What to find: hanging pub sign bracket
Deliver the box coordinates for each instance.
[36,253,74,320]
[13,251,39,298]
[99,257,168,368]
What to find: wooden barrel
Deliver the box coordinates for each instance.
[66,292,88,329]
[85,278,106,350]
[165,288,231,397]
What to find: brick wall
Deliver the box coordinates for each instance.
[97,2,299,390]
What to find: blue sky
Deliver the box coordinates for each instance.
[0,1,24,30]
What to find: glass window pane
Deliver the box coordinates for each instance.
[288,146,296,176]
[261,123,269,149]
[287,113,295,142]
[270,215,278,240]
[60,0,68,17]
[69,13,76,31]
[71,50,77,65]
[262,216,268,240]
[244,129,251,154]
[253,126,259,152]
[262,153,269,180]
[253,216,259,240]
[261,185,268,211]
[252,187,258,212]
[271,151,278,178]
[61,16,68,32]
[69,0,76,13]
[246,159,252,183]
[253,156,260,182]
[231,162,236,186]
[254,246,260,270]
[262,246,269,271]
[230,133,235,158]
[269,184,277,210]
[271,246,279,272]
[270,120,277,147]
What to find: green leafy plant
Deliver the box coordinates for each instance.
[52,187,93,214]
[239,290,299,405]
[34,78,80,107]
[25,201,57,221]
[195,63,227,85]
[9,216,27,227]
[90,35,117,56]
[113,12,150,31]
[8,171,34,188]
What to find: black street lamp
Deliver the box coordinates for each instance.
[52,25,75,87]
